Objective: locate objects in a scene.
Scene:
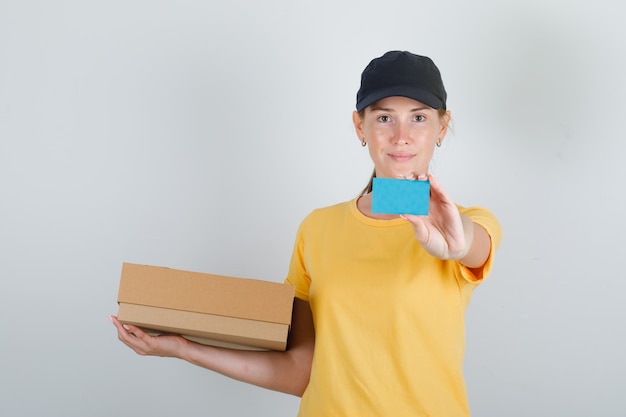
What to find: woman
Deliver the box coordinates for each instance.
[111,50,501,416]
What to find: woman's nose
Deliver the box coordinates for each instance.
[393,124,412,145]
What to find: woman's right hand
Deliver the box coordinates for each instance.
[110,315,190,358]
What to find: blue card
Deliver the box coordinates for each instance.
[371,178,430,215]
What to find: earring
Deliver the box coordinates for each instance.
[361,138,367,147]
[436,140,441,148]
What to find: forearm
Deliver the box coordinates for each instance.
[182,342,309,396]
[458,215,491,269]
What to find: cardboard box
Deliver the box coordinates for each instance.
[117,263,295,351]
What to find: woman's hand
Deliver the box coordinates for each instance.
[110,315,190,358]
[401,174,473,261]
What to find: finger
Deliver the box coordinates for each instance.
[110,316,139,337]
[111,316,157,356]
[401,173,429,181]
[109,315,126,333]
[401,215,429,242]
[426,174,456,207]
[396,173,415,180]
[121,324,150,343]
[426,174,449,198]
[426,173,441,192]
[118,326,152,354]
[111,316,144,342]
[400,213,419,223]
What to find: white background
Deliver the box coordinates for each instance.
[1,1,624,416]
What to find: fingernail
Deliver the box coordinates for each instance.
[123,324,130,331]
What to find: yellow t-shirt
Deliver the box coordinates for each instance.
[285,199,502,417]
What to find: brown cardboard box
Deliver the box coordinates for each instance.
[117,263,295,351]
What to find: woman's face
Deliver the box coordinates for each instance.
[353,96,450,179]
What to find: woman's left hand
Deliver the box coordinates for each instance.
[401,174,473,260]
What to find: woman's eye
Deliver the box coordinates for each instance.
[377,115,391,123]
[413,115,425,122]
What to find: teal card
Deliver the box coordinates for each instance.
[371,178,430,215]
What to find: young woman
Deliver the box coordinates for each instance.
[111,50,501,417]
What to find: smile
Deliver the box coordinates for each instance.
[388,153,415,162]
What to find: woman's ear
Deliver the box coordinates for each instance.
[352,111,365,143]
[439,110,452,140]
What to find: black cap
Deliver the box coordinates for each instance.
[356,51,447,112]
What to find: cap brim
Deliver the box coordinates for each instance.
[356,86,444,112]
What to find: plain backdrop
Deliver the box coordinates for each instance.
[1,1,624,416]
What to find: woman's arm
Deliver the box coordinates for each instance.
[457,215,491,269]
[110,298,315,397]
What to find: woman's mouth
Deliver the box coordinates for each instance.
[389,153,414,162]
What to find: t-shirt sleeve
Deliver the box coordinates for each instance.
[457,205,502,283]
[284,215,312,301]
